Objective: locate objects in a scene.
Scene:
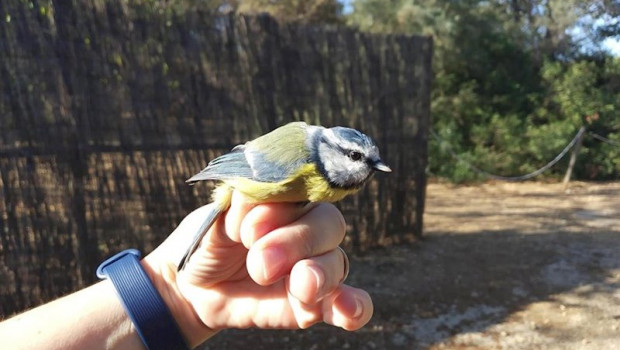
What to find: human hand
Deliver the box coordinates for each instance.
[142,191,373,347]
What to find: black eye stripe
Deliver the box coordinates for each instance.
[320,133,366,162]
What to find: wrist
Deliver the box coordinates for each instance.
[141,256,218,348]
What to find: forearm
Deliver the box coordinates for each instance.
[0,254,217,350]
[0,281,144,350]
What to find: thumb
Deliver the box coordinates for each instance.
[148,203,221,266]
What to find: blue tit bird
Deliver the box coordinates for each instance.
[179,121,391,270]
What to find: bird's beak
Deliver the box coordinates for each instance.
[372,160,392,173]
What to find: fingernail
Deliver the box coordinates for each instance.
[308,265,325,296]
[261,246,287,281]
[353,296,363,319]
[335,293,365,320]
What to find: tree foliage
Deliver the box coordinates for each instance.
[347,0,620,182]
[237,0,343,24]
[148,0,344,24]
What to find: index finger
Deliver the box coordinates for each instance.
[239,202,320,248]
[244,203,347,285]
[223,193,318,245]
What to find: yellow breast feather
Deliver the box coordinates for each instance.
[218,163,359,204]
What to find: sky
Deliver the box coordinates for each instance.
[595,14,620,56]
[340,0,354,14]
[603,38,620,56]
[573,14,620,56]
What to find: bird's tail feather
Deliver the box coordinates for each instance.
[177,205,225,271]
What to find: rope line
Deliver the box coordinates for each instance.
[588,132,620,147]
[430,127,587,181]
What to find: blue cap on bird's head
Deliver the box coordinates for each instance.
[331,127,376,149]
[314,126,391,189]
[330,127,392,173]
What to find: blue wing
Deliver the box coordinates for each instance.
[186,144,306,184]
[187,122,314,184]
[244,147,307,182]
[186,146,254,184]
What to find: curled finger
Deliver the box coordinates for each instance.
[322,285,373,331]
[246,203,346,285]
[286,283,373,331]
[288,248,350,305]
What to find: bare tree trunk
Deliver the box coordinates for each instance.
[563,126,586,190]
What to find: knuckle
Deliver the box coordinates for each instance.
[295,311,321,329]
[293,223,315,256]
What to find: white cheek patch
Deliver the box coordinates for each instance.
[318,142,341,174]
[318,142,369,187]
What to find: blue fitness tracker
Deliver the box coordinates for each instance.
[97,249,189,350]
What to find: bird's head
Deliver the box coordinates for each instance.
[313,126,391,189]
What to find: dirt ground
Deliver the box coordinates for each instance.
[202,181,620,349]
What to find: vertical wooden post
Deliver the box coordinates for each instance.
[563,126,586,190]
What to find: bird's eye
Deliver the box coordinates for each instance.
[348,151,363,161]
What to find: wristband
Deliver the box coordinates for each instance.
[97,249,189,350]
